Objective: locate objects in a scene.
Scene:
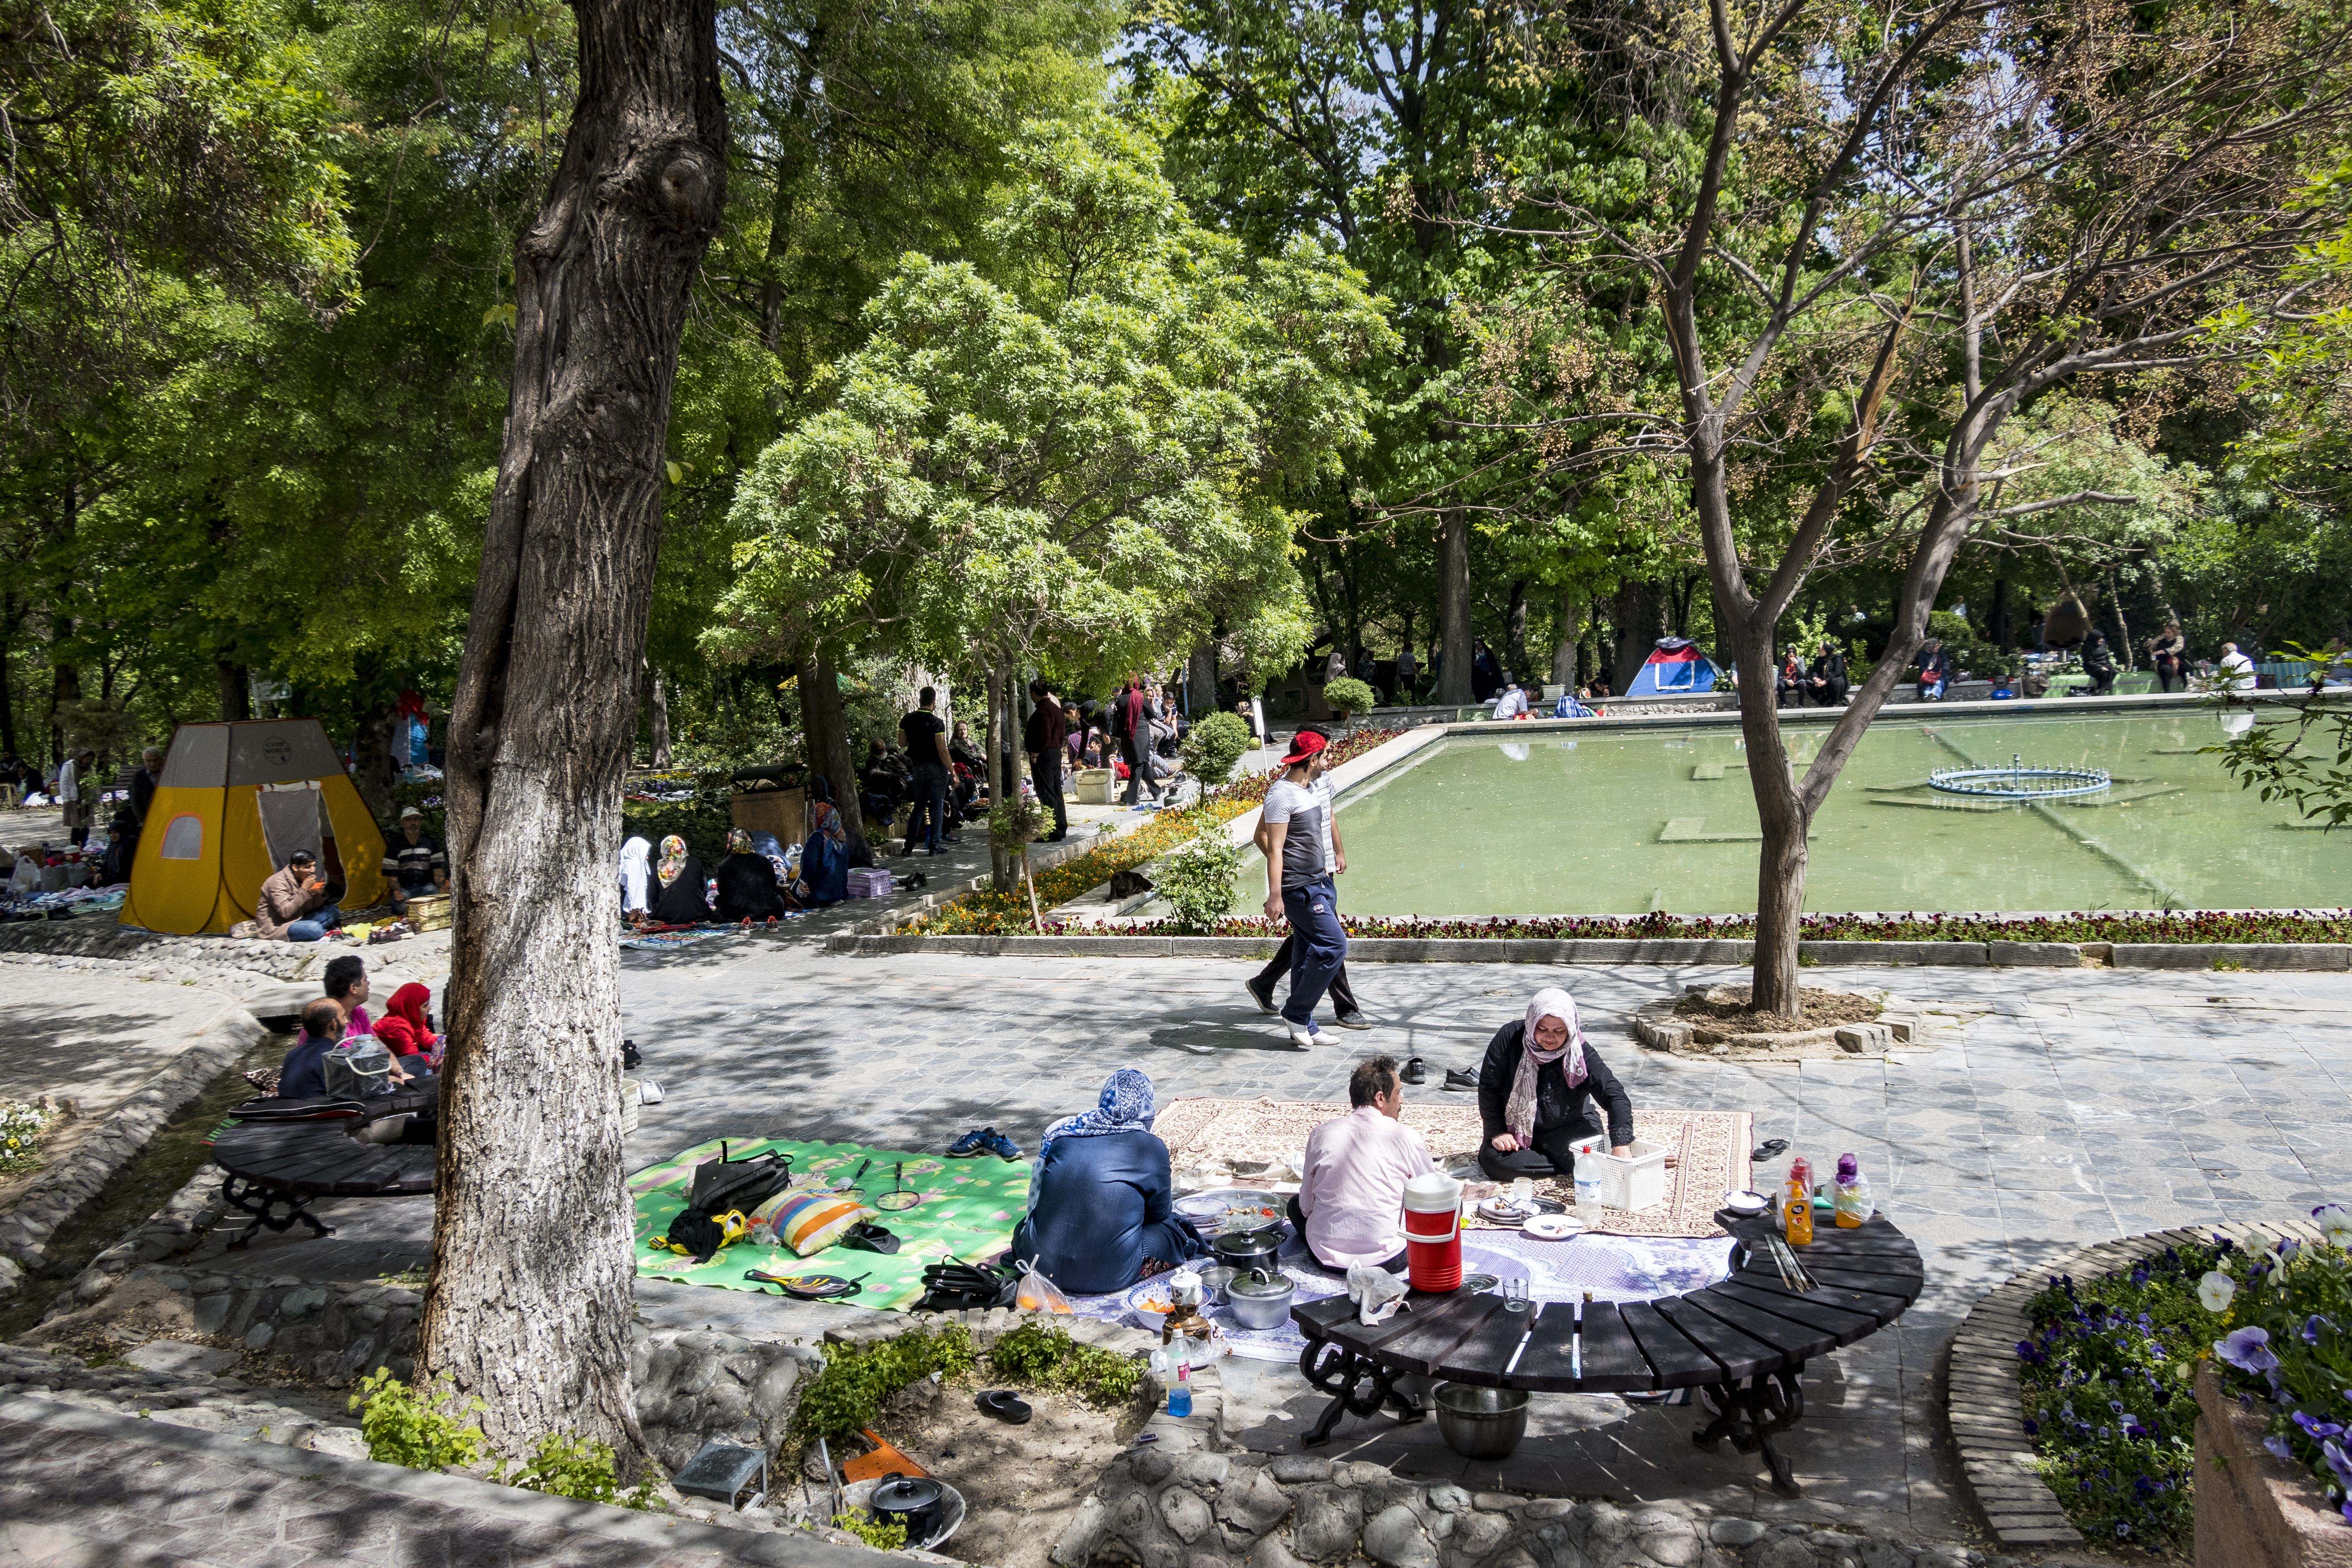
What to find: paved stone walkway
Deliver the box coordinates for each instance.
[187,947,2352,1546]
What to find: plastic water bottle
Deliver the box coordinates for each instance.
[1167,1360,1193,1418]
[1834,1153,1875,1228]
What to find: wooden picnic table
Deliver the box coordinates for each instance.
[1288,1210,1922,1495]
[211,1084,439,1246]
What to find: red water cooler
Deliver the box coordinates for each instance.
[1402,1172,1464,1293]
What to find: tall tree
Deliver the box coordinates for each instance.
[1479,0,2351,1008]
[423,0,727,1465]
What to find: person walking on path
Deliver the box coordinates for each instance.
[1247,727,1369,1030]
[1260,730,1347,1049]
[1026,679,1069,843]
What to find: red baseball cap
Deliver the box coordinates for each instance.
[1282,731,1329,767]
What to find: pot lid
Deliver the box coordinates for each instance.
[874,1472,944,1508]
[1214,1230,1275,1250]
[1225,1268,1295,1299]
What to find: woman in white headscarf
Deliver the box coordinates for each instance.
[1474,987,1636,1182]
[618,836,652,922]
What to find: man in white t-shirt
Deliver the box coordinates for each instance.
[1493,680,1529,720]
[1258,731,1349,1049]
[1290,1055,1432,1272]
[2218,642,2257,693]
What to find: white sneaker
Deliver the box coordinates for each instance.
[1286,1020,1318,1050]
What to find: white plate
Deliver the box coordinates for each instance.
[1522,1214,1583,1241]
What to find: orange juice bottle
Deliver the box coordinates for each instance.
[1784,1186,1814,1244]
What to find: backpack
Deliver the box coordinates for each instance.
[322,1038,394,1097]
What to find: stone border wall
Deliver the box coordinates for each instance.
[825,931,2352,970]
[1943,1214,2325,1551]
[0,999,266,1299]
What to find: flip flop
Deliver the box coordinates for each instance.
[1751,1138,1791,1162]
[976,1389,1033,1425]
[1401,1057,1427,1085]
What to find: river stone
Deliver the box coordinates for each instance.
[1248,1535,1314,1568]
[1161,1487,1215,1544]
[1291,1484,1366,1563]
[1363,1504,1438,1568]
[1052,1498,1109,1568]
[1443,1509,1513,1564]
[1217,1468,1292,1535]
[1636,1526,1701,1568]
[1179,1453,1233,1490]
[1709,1521,1770,1547]
[1134,1448,1177,1486]
[1584,1503,1633,1548]
[1758,1541,1818,1568]
[1427,1485,1473,1515]
[1270,1455,1331,1485]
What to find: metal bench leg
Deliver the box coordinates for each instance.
[220,1175,335,1248]
[1693,1365,1806,1496]
[1296,1342,1408,1447]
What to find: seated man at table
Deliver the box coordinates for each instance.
[1289,1055,1432,1272]
[278,1001,345,1099]
[256,850,339,941]
[1477,986,1638,1181]
[1010,1068,1206,1294]
[380,807,447,917]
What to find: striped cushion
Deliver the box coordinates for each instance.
[754,1189,868,1257]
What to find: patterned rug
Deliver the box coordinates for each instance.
[1150,1098,1750,1239]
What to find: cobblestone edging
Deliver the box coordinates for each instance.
[0,1000,266,1297]
[1942,1214,2327,1550]
[825,932,2352,970]
[1057,1453,2038,1568]
[0,918,360,983]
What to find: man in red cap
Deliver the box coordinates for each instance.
[1259,729,1348,1048]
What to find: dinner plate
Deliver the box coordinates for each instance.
[1521,1214,1583,1241]
[1174,1188,1285,1223]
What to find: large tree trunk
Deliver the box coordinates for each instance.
[1611,581,1663,694]
[647,667,672,767]
[425,0,725,1469]
[1504,578,1529,680]
[798,651,866,863]
[349,691,397,823]
[986,662,1012,891]
[1732,621,1806,1010]
[1550,588,1580,690]
[1434,511,1473,703]
[215,660,251,722]
[1188,645,1217,716]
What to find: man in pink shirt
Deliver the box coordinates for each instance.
[1289,1056,1434,1272]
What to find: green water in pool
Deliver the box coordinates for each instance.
[1231,710,2350,916]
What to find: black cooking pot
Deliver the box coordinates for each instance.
[1212,1228,1281,1274]
[870,1471,948,1542]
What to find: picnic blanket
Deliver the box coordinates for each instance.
[1063,1228,1736,1363]
[628,1137,1030,1309]
[619,925,753,952]
[1150,1099,1751,1239]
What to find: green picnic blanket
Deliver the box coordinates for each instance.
[628,1137,1033,1310]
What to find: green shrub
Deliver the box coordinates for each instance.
[350,1370,486,1473]
[1152,835,1247,934]
[788,1326,978,1443]
[1322,676,1377,715]
[1181,710,1253,785]
[496,1432,663,1510]
[988,1324,1147,1405]
[834,1511,909,1551]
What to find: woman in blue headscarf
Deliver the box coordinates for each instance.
[791,776,850,907]
[1010,1068,1206,1294]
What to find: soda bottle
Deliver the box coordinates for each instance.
[1784,1185,1814,1245]
[1834,1153,1874,1228]
[1167,1360,1193,1418]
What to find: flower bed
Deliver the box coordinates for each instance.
[2014,1210,2352,1553]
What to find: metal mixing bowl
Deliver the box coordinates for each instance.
[1433,1383,1529,1459]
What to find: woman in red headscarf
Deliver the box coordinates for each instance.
[372,983,439,1067]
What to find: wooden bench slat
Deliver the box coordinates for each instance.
[1293,1296,1359,1338]
[1577,1305,1658,1393]
[1708,1279,1885,1344]
[1502,1303,1582,1392]
[1377,1292,1509,1376]
[1650,1295,1789,1379]
[1676,1289,1839,1364]
[1619,1300,1727,1388]
[1431,1302,1538,1386]
[1724,1269,1915,1325]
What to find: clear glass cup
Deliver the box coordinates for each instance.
[1502,1276,1529,1313]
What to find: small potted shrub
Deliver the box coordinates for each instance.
[1322,676,1377,723]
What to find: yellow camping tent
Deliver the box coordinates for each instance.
[121,719,390,935]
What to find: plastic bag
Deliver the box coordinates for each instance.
[322,1038,394,1097]
[1347,1263,1409,1326]
[1014,1257,1073,1313]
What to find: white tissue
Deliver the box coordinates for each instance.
[1347,1263,1410,1325]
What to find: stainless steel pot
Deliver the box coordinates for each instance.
[1224,1267,1296,1330]
[1432,1383,1529,1459]
[1212,1228,1281,1275]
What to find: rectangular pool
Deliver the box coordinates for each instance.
[1244,710,2350,916]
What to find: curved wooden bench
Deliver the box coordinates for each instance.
[1289,1211,1922,1495]
[211,1086,438,1246]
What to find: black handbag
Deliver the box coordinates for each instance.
[685,1143,792,1216]
[914,1256,1018,1312]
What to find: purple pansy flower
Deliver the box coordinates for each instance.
[2220,1326,2281,1374]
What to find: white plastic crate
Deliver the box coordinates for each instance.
[846,868,896,899]
[1569,1136,1670,1211]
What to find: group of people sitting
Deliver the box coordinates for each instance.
[1010,988,1654,1294]
[276,952,441,1107]
[619,778,854,925]
[1776,643,1851,707]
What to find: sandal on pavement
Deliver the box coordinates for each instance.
[977,1389,1034,1425]
[1751,1138,1790,1162]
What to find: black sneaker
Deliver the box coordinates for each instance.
[1443,1068,1478,1092]
[1244,976,1276,1014]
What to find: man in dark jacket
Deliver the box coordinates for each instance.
[1026,680,1070,843]
[1805,642,1849,706]
[129,747,163,828]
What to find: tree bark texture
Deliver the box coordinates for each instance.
[985,662,1011,891]
[1187,646,1217,716]
[648,666,672,768]
[215,661,251,722]
[797,652,866,863]
[1550,588,1580,690]
[425,0,725,1469]
[1611,581,1663,695]
[349,693,396,823]
[1435,511,1473,704]
[1504,579,1528,680]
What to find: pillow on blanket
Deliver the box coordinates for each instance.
[755,1190,869,1256]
